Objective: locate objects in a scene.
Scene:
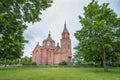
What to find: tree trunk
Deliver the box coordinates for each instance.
[102,52,108,72]
[100,58,103,67]
[5,58,7,67]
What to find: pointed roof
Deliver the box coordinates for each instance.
[63,21,68,33]
[55,42,61,53]
[47,31,52,40]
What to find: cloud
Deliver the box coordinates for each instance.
[23,0,120,57]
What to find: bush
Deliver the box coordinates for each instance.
[58,61,67,65]
[32,62,36,65]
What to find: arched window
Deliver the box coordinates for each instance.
[65,34,68,38]
[43,42,46,47]
[49,53,51,58]
[52,42,55,47]
[36,52,39,58]
[47,41,50,46]
[35,51,39,62]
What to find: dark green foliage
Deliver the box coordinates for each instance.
[31,62,36,65]
[0,58,20,65]
[0,0,52,66]
[74,0,120,72]
[59,61,67,65]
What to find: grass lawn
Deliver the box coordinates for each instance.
[0,67,120,80]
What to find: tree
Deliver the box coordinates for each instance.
[20,56,31,65]
[74,0,120,72]
[0,0,52,67]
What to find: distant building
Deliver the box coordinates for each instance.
[32,23,72,65]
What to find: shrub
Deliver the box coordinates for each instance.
[58,61,67,65]
[32,62,36,65]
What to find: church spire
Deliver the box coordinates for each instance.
[48,31,50,37]
[47,31,52,40]
[62,21,70,39]
[63,21,68,33]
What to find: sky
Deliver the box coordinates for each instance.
[23,0,120,57]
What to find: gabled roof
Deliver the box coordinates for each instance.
[32,42,39,53]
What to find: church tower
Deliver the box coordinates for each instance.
[43,32,55,49]
[61,22,72,64]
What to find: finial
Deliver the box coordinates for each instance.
[49,31,50,34]
[57,42,59,47]
[47,30,52,40]
[64,21,66,27]
[48,31,51,37]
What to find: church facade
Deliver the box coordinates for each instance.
[32,23,72,65]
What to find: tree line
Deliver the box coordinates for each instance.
[0,56,32,65]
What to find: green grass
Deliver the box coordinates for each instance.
[0,67,120,80]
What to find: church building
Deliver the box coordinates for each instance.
[32,23,72,65]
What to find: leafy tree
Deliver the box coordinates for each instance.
[0,58,20,65]
[74,0,120,72]
[73,52,84,65]
[20,56,31,65]
[0,0,52,67]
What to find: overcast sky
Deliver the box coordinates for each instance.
[23,0,120,57]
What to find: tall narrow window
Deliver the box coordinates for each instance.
[36,52,39,58]
[47,41,50,46]
[49,53,51,58]
[35,51,39,62]
[68,44,71,48]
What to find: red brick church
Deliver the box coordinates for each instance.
[32,23,72,65]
